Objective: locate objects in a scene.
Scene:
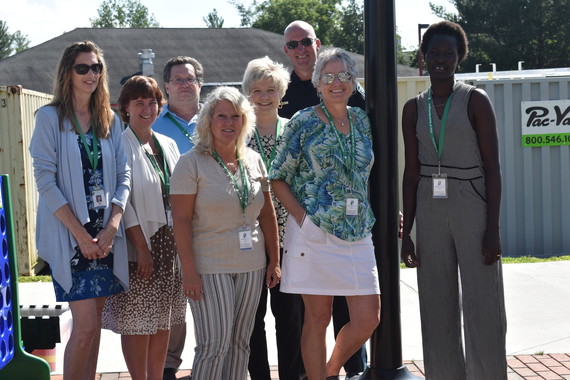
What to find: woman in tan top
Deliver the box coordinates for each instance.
[170,86,280,380]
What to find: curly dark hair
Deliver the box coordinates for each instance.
[420,21,469,63]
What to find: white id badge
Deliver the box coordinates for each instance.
[166,209,173,227]
[432,173,448,199]
[238,227,253,250]
[91,188,108,209]
[345,197,359,217]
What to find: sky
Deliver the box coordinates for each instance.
[1,0,453,51]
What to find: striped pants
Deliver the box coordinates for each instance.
[189,269,265,380]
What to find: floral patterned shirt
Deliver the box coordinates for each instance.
[269,106,376,242]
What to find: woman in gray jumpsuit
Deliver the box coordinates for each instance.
[401,21,507,380]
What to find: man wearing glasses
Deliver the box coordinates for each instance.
[153,56,203,380]
[278,20,367,380]
[153,56,203,155]
[279,20,365,119]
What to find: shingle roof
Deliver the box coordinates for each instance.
[0,27,418,103]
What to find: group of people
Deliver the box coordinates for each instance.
[29,17,507,380]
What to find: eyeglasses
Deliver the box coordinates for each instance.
[321,71,352,85]
[285,37,316,50]
[73,63,103,75]
[169,78,197,85]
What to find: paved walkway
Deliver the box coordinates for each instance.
[49,353,570,379]
[20,261,568,380]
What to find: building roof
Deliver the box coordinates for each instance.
[0,27,418,103]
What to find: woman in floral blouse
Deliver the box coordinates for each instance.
[269,47,381,380]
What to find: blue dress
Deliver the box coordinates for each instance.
[52,130,124,301]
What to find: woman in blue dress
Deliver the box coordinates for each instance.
[30,41,130,380]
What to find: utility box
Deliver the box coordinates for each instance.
[0,86,52,275]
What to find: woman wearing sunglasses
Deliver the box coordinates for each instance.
[269,48,381,380]
[30,41,130,380]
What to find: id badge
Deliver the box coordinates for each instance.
[91,188,108,209]
[432,173,448,199]
[345,196,359,217]
[238,226,253,250]
[166,209,173,227]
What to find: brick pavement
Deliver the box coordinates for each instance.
[48,353,570,380]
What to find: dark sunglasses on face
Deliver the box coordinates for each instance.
[73,63,103,75]
[285,37,316,50]
[321,71,352,85]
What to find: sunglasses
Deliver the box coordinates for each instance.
[73,63,103,75]
[285,37,316,50]
[321,71,352,85]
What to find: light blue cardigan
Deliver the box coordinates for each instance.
[29,105,131,293]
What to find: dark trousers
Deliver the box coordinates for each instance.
[333,296,367,374]
[248,280,305,380]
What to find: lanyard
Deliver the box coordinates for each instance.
[130,126,171,194]
[213,151,249,213]
[253,118,283,169]
[320,102,355,171]
[427,88,455,167]
[166,113,194,143]
[73,112,99,170]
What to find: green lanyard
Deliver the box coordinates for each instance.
[73,112,99,170]
[213,150,249,213]
[253,118,283,169]
[166,113,193,143]
[320,102,356,171]
[130,126,171,194]
[427,88,455,166]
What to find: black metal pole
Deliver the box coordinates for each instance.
[361,1,422,379]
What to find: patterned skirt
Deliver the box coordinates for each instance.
[102,225,186,334]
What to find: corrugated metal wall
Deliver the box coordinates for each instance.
[397,76,570,257]
[0,86,52,274]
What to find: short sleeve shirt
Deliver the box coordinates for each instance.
[170,148,269,274]
[269,106,376,242]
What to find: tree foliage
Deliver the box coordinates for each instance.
[91,0,160,28]
[231,0,407,58]
[431,0,569,70]
[204,9,225,28]
[0,20,31,60]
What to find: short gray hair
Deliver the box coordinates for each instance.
[193,87,256,159]
[242,56,290,99]
[311,48,358,91]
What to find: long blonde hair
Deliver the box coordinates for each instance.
[194,87,256,159]
[49,41,114,138]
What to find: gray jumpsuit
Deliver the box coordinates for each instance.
[414,81,507,380]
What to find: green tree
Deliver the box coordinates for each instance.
[12,31,30,53]
[431,0,569,70]
[204,8,225,28]
[0,20,31,60]
[90,0,160,28]
[232,0,342,46]
[231,0,407,57]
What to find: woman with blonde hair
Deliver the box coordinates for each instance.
[170,86,280,380]
[30,40,130,380]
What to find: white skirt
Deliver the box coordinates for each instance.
[280,215,380,296]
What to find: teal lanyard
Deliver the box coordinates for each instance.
[320,102,356,171]
[166,113,193,143]
[130,126,170,194]
[73,112,99,170]
[213,150,249,213]
[427,88,455,166]
[253,118,283,169]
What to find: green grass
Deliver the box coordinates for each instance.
[17,275,52,283]
[401,255,570,269]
